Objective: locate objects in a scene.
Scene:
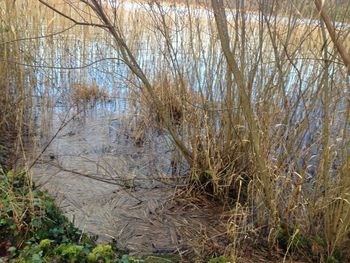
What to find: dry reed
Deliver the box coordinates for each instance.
[2,0,350,261]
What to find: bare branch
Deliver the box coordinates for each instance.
[0,24,76,46]
[38,0,109,28]
[314,0,350,74]
[1,57,124,70]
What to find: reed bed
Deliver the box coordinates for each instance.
[1,0,350,261]
[0,0,35,169]
[77,0,350,261]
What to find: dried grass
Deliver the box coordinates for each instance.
[2,0,350,261]
[71,81,110,112]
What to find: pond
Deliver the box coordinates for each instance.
[24,0,350,256]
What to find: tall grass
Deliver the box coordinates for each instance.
[60,0,349,260]
[2,0,350,261]
[0,0,32,169]
[1,0,119,150]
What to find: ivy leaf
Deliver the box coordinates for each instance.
[32,252,43,263]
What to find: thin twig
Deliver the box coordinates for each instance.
[39,0,109,28]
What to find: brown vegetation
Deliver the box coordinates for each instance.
[71,0,350,260]
[1,0,350,261]
[0,0,33,170]
[71,82,108,111]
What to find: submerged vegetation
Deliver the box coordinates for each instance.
[1,0,350,262]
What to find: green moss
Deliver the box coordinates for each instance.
[56,244,85,261]
[87,245,114,262]
[208,256,231,263]
[39,239,51,250]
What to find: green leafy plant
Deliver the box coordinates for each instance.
[276,226,308,252]
[208,256,231,263]
[87,245,114,262]
[55,244,85,262]
[1,169,180,263]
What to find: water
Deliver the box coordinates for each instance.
[29,100,230,255]
[26,0,350,255]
